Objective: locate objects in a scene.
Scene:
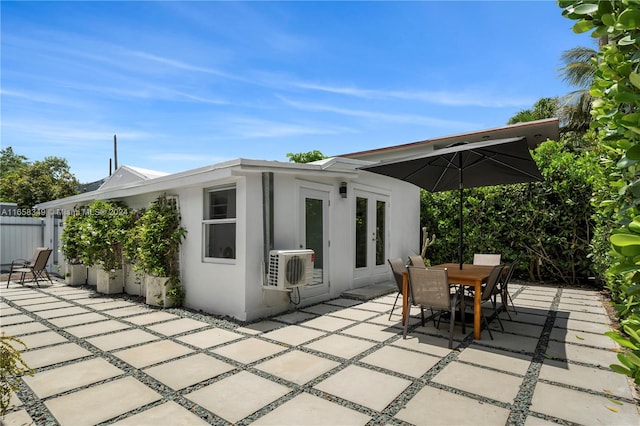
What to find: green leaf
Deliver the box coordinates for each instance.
[573,19,595,33]
[610,364,632,378]
[611,233,640,247]
[605,331,638,350]
[626,144,640,160]
[630,72,640,90]
[573,4,599,15]
[618,9,640,29]
[601,13,616,26]
[626,352,640,367]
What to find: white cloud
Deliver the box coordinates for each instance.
[292,81,532,108]
[277,96,478,128]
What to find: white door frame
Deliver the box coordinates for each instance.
[296,182,331,298]
[353,187,390,288]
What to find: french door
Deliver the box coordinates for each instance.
[298,187,329,297]
[353,190,389,287]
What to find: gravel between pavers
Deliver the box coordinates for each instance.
[1,277,638,426]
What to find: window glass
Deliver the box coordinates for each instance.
[204,187,236,259]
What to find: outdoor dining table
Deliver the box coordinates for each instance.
[401,263,495,340]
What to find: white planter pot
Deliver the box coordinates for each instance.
[97,268,124,294]
[65,264,86,286]
[145,275,173,308]
[87,265,99,286]
[124,263,144,296]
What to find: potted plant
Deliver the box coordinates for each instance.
[60,212,87,286]
[78,200,133,294]
[126,195,186,307]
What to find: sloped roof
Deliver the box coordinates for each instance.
[339,118,560,163]
[98,165,169,190]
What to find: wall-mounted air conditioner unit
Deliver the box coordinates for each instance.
[265,249,314,290]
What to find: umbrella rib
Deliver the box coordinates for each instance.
[465,149,542,182]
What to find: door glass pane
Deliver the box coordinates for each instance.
[355,197,368,268]
[376,200,386,266]
[305,198,323,285]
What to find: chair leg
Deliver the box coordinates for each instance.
[420,306,425,326]
[507,291,518,315]
[448,294,458,349]
[389,292,401,320]
[482,312,494,340]
[494,309,504,331]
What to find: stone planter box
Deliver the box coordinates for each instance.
[65,264,86,286]
[87,265,99,286]
[97,268,124,294]
[124,262,144,296]
[145,275,173,308]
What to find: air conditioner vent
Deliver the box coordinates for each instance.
[265,249,314,290]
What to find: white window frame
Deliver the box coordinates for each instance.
[203,185,237,263]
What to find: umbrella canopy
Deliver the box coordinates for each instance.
[360,137,543,269]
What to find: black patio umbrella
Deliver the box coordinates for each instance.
[360,137,543,269]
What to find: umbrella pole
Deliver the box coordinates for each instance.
[459,166,463,270]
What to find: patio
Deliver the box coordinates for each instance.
[1,278,638,425]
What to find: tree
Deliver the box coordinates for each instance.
[558,46,597,134]
[507,97,559,125]
[559,0,640,385]
[286,150,327,163]
[0,147,79,211]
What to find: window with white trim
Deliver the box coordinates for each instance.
[203,186,236,259]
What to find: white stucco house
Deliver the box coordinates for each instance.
[35,118,559,321]
[36,157,420,321]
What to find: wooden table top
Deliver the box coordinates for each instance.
[431,263,494,286]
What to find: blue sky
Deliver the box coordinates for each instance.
[2,1,593,183]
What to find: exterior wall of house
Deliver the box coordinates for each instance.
[38,162,420,322]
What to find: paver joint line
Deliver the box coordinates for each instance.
[1,278,637,426]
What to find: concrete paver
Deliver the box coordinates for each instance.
[314,365,412,411]
[145,317,209,336]
[123,311,180,325]
[432,360,523,404]
[86,328,159,351]
[211,337,287,364]
[1,280,637,426]
[262,324,326,346]
[23,358,123,398]
[44,377,161,426]
[47,312,107,327]
[530,382,639,425]
[64,319,131,338]
[395,385,511,425]
[304,334,376,359]
[252,393,371,425]
[143,353,234,390]
[360,345,441,378]
[111,401,210,425]
[20,342,92,369]
[112,340,193,368]
[539,359,635,399]
[255,350,340,385]
[176,327,243,348]
[8,330,67,349]
[186,371,290,423]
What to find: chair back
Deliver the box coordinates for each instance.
[502,256,520,286]
[481,265,504,300]
[387,258,407,293]
[473,253,501,266]
[407,267,450,310]
[29,247,48,266]
[408,255,426,268]
[32,248,52,271]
